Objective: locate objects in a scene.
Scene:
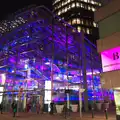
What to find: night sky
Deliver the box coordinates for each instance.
[0,0,53,20]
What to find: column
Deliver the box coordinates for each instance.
[114,90,120,120]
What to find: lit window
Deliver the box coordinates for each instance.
[65,7,67,12]
[81,19,84,24]
[81,3,84,8]
[58,11,61,15]
[76,2,80,7]
[91,0,95,4]
[77,26,81,32]
[77,18,80,24]
[92,7,96,12]
[72,19,76,24]
[87,28,90,34]
[72,29,76,33]
[88,6,91,10]
[99,3,101,6]
[84,0,87,2]
[67,5,71,10]
[93,22,97,27]
[72,3,75,8]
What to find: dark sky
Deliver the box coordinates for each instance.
[0,0,53,20]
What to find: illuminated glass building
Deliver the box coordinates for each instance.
[0,6,105,112]
[53,0,101,44]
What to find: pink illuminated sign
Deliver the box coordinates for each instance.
[101,46,120,72]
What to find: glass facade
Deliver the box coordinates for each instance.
[0,6,105,111]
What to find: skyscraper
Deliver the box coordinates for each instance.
[53,0,102,44]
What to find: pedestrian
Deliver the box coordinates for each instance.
[63,102,67,118]
[36,102,40,114]
[11,101,17,117]
[0,102,3,114]
[26,103,30,112]
[50,102,54,115]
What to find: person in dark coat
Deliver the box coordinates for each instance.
[63,102,67,118]
[0,102,3,114]
[11,101,17,117]
[50,102,54,115]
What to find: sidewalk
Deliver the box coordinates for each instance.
[0,112,116,120]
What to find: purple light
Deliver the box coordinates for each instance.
[101,46,120,72]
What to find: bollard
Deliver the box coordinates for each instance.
[92,107,94,118]
[105,109,108,119]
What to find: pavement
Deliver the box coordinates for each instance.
[0,112,116,120]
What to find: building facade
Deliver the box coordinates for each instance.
[95,0,120,119]
[0,6,103,112]
[53,0,101,44]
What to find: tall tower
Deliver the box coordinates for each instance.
[53,0,101,44]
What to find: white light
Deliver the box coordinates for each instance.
[1,74,6,85]
[44,81,52,112]
[15,96,18,101]
[0,87,4,103]
[25,64,28,69]
[56,76,60,80]
[45,62,50,65]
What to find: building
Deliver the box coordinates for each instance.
[52,0,102,44]
[0,6,103,112]
[94,0,120,119]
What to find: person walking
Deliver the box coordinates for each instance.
[63,102,67,119]
[11,101,17,117]
[36,102,40,114]
[0,102,3,114]
[50,102,54,115]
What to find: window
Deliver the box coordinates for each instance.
[65,7,67,12]
[72,19,76,24]
[67,5,71,10]
[92,7,96,12]
[77,26,81,32]
[67,0,70,3]
[93,22,97,27]
[81,19,84,24]
[77,18,80,24]
[58,11,61,15]
[72,3,75,8]
[91,0,95,4]
[87,28,90,34]
[99,3,101,6]
[88,0,90,3]
[84,0,87,2]
[81,3,84,8]
[76,2,80,7]
[88,6,91,10]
